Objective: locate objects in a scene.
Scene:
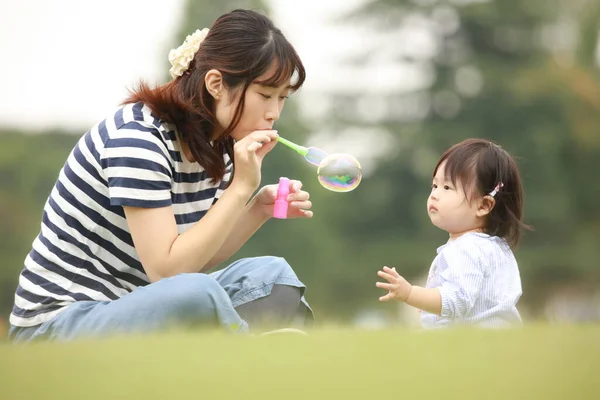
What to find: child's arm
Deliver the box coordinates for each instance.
[377,243,485,318]
[376,267,441,315]
[406,286,441,315]
[434,245,485,319]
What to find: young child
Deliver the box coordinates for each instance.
[377,138,526,328]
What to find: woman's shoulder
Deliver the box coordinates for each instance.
[116,102,170,131]
[94,102,177,149]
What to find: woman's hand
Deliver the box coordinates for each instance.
[229,130,279,196]
[251,179,313,220]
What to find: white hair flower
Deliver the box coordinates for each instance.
[168,28,210,79]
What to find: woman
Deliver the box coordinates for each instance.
[9,9,314,342]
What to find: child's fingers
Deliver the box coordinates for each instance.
[376,282,394,290]
[379,293,393,302]
[383,266,400,277]
[377,270,396,283]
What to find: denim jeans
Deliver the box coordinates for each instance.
[9,256,313,342]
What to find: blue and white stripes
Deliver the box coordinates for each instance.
[10,102,232,327]
[421,232,523,328]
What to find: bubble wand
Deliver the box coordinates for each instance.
[275,136,328,166]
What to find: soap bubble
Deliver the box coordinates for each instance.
[317,153,362,192]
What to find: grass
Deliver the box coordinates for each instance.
[1,325,598,399]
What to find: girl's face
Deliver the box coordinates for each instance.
[427,161,489,239]
[214,62,291,141]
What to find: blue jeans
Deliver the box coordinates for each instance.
[9,256,313,342]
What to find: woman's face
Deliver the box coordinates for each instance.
[214,62,292,141]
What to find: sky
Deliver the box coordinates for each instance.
[0,0,432,172]
[0,0,375,132]
[1,0,185,131]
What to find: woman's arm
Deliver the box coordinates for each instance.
[203,179,313,270]
[124,185,251,282]
[123,130,279,282]
[201,195,268,270]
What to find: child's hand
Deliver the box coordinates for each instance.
[376,266,413,302]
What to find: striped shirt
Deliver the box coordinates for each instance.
[421,232,523,328]
[10,102,232,328]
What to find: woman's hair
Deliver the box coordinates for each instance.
[433,138,529,247]
[123,9,306,182]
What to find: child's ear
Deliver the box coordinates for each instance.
[476,196,495,217]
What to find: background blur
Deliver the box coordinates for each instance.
[1,0,599,335]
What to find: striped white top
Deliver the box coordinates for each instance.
[10,102,232,328]
[421,232,523,328]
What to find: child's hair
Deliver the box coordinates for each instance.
[433,138,529,248]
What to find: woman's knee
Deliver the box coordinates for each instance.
[256,256,297,276]
[159,273,228,313]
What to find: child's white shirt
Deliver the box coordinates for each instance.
[421,232,523,328]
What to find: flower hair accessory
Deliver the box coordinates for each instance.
[489,182,504,197]
[168,28,209,79]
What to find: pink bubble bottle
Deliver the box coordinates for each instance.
[273,177,290,219]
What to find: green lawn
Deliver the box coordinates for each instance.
[1,325,598,399]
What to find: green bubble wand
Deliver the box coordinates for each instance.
[275,136,328,166]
